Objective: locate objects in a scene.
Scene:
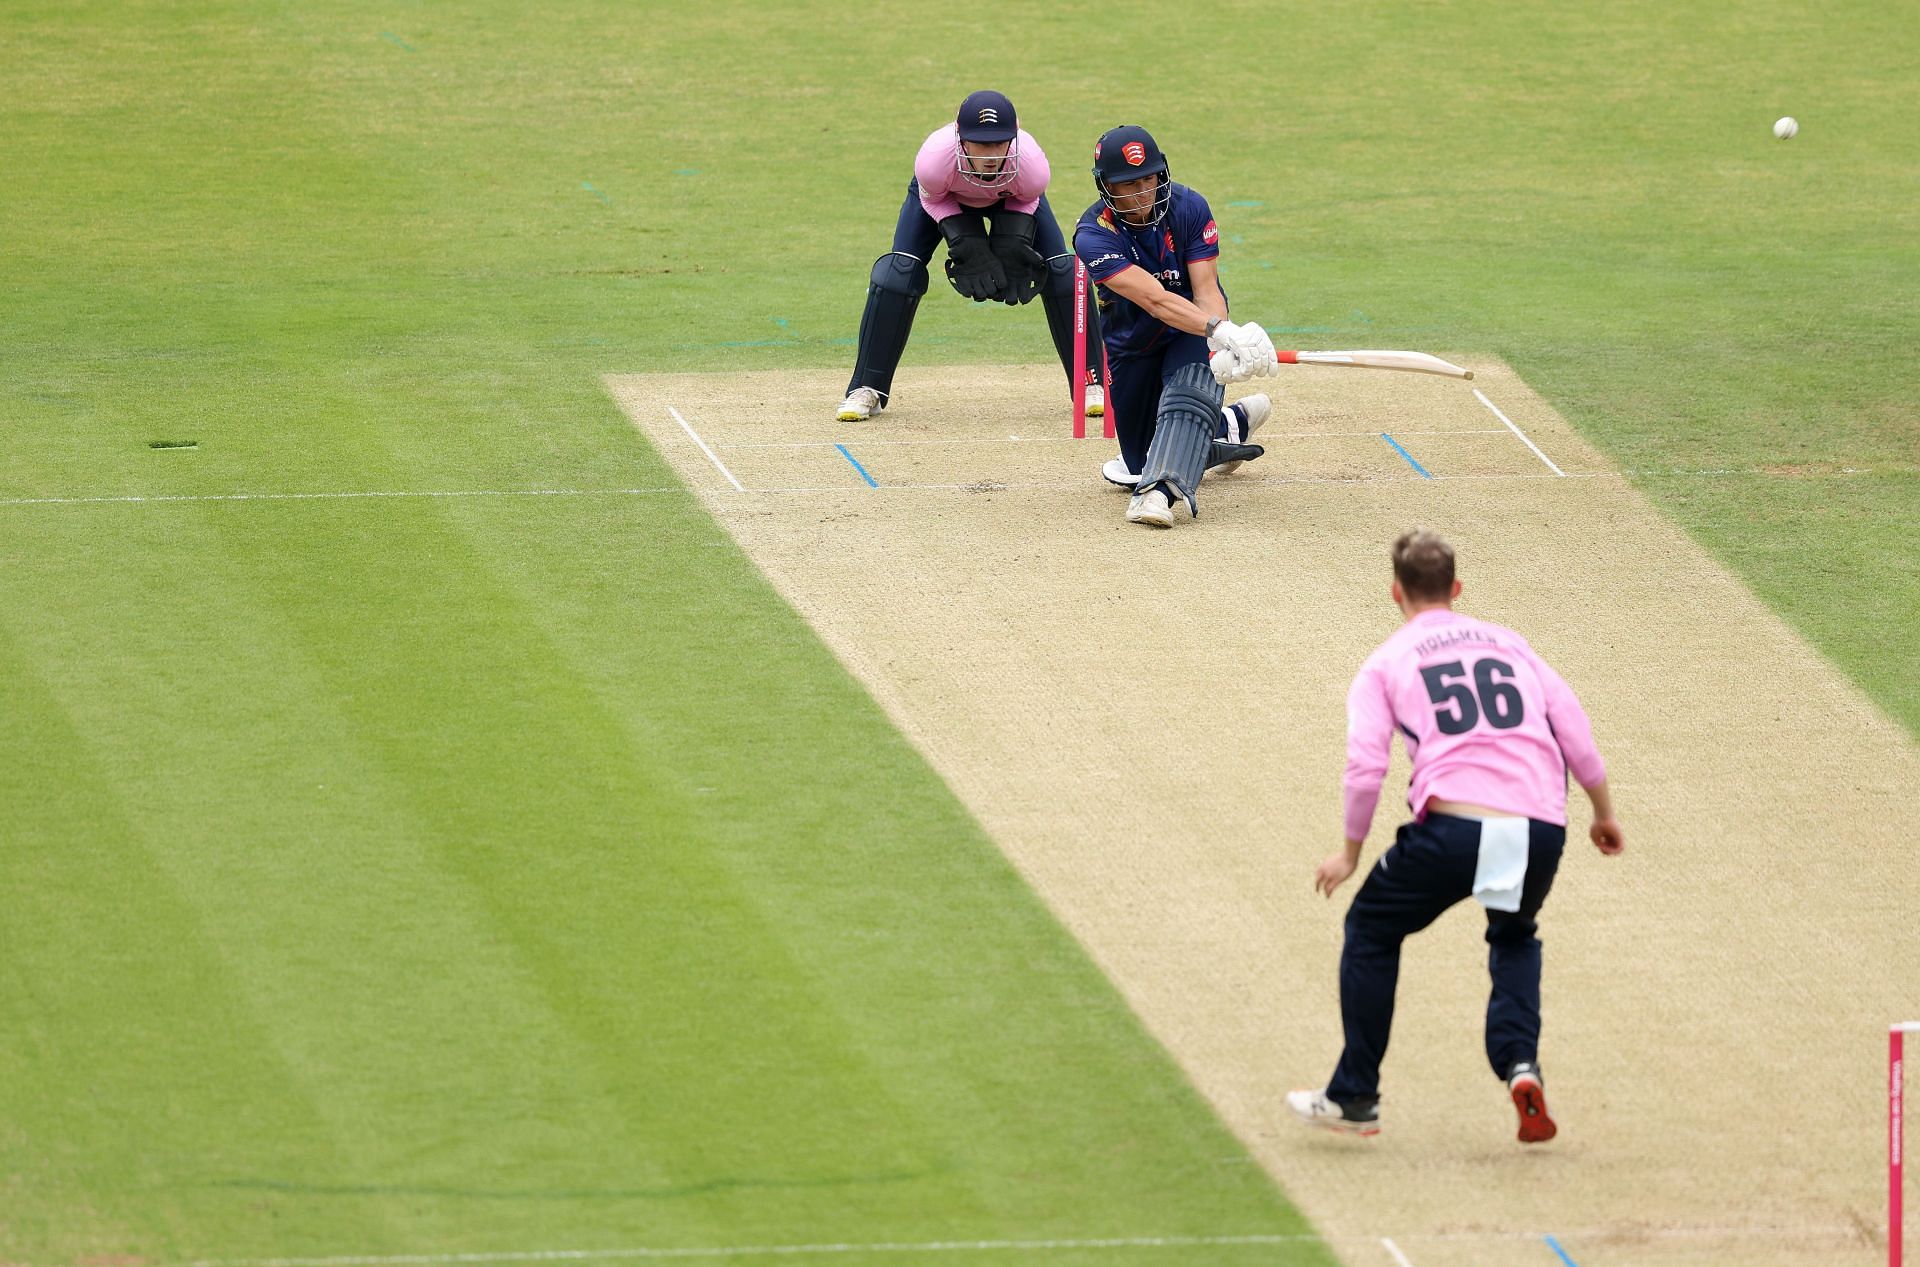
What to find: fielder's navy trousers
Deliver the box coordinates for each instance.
[1325,812,1566,1105]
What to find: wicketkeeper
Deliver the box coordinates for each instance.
[836,91,1105,423]
[1072,124,1279,529]
[1288,530,1625,1142]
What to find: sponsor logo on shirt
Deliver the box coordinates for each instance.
[1122,141,1147,166]
[1090,253,1125,268]
[1202,219,1219,245]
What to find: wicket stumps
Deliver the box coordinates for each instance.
[1896,1023,1920,1266]
[1070,258,1114,441]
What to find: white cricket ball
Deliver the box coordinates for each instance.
[1773,116,1799,140]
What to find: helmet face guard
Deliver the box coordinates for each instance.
[1093,126,1172,228]
[1097,170,1171,227]
[956,136,1021,190]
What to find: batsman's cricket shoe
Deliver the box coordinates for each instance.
[1507,1063,1556,1143]
[1214,393,1271,476]
[1102,457,1141,489]
[1285,1089,1381,1137]
[1084,383,1105,418]
[1125,486,1175,528]
[836,387,884,422]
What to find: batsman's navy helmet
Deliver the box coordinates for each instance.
[1092,124,1172,227]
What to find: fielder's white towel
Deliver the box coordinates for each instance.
[1472,817,1531,913]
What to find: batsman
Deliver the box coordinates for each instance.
[1073,124,1280,528]
[836,91,1105,423]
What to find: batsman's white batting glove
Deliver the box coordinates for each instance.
[1209,348,1255,384]
[1207,319,1267,360]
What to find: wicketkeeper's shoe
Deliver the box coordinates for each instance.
[1102,457,1141,489]
[1285,1089,1381,1137]
[1084,384,1105,418]
[1507,1062,1557,1144]
[836,387,884,422]
[1125,486,1175,528]
[1214,393,1271,476]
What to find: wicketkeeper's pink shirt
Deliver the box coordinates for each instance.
[912,124,1050,222]
[1344,608,1607,841]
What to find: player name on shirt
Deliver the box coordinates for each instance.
[1412,626,1508,658]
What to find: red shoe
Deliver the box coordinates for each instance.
[1508,1062,1557,1144]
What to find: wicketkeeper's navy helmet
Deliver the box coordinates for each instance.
[1093,125,1172,227]
[955,89,1021,190]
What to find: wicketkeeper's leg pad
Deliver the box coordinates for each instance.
[848,252,930,401]
[1138,362,1225,516]
[1040,252,1082,385]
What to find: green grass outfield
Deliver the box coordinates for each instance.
[2,1,1914,1262]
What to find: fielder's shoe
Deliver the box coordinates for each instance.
[1125,486,1175,528]
[1285,1089,1381,1137]
[836,387,884,422]
[1214,393,1272,476]
[1084,384,1105,418]
[1102,456,1141,489]
[1507,1062,1557,1144]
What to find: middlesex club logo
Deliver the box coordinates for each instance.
[1203,220,1219,245]
[1122,141,1147,166]
[976,107,1000,125]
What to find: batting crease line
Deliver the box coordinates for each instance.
[1381,1236,1417,1267]
[736,470,1604,495]
[0,471,1598,510]
[1475,388,1566,477]
[174,1221,1876,1267]
[666,405,743,492]
[1380,433,1433,479]
[832,443,880,489]
[10,463,1900,511]
[719,430,1510,451]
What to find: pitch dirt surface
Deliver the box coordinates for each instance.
[611,362,1919,1267]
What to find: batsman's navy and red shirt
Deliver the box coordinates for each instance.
[1072,184,1222,355]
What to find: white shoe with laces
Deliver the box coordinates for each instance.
[1125,486,1175,528]
[1215,393,1271,476]
[1102,457,1140,489]
[1285,1088,1381,1136]
[836,387,883,422]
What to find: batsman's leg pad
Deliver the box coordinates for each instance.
[1138,362,1225,515]
[848,252,930,401]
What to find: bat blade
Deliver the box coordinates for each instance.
[1279,350,1474,380]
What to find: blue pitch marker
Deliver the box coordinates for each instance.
[1381,432,1433,479]
[1544,1234,1579,1266]
[833,443,879,488]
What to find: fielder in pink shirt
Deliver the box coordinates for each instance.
[836,90,1105,424]
[1288,530,1625,1143]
